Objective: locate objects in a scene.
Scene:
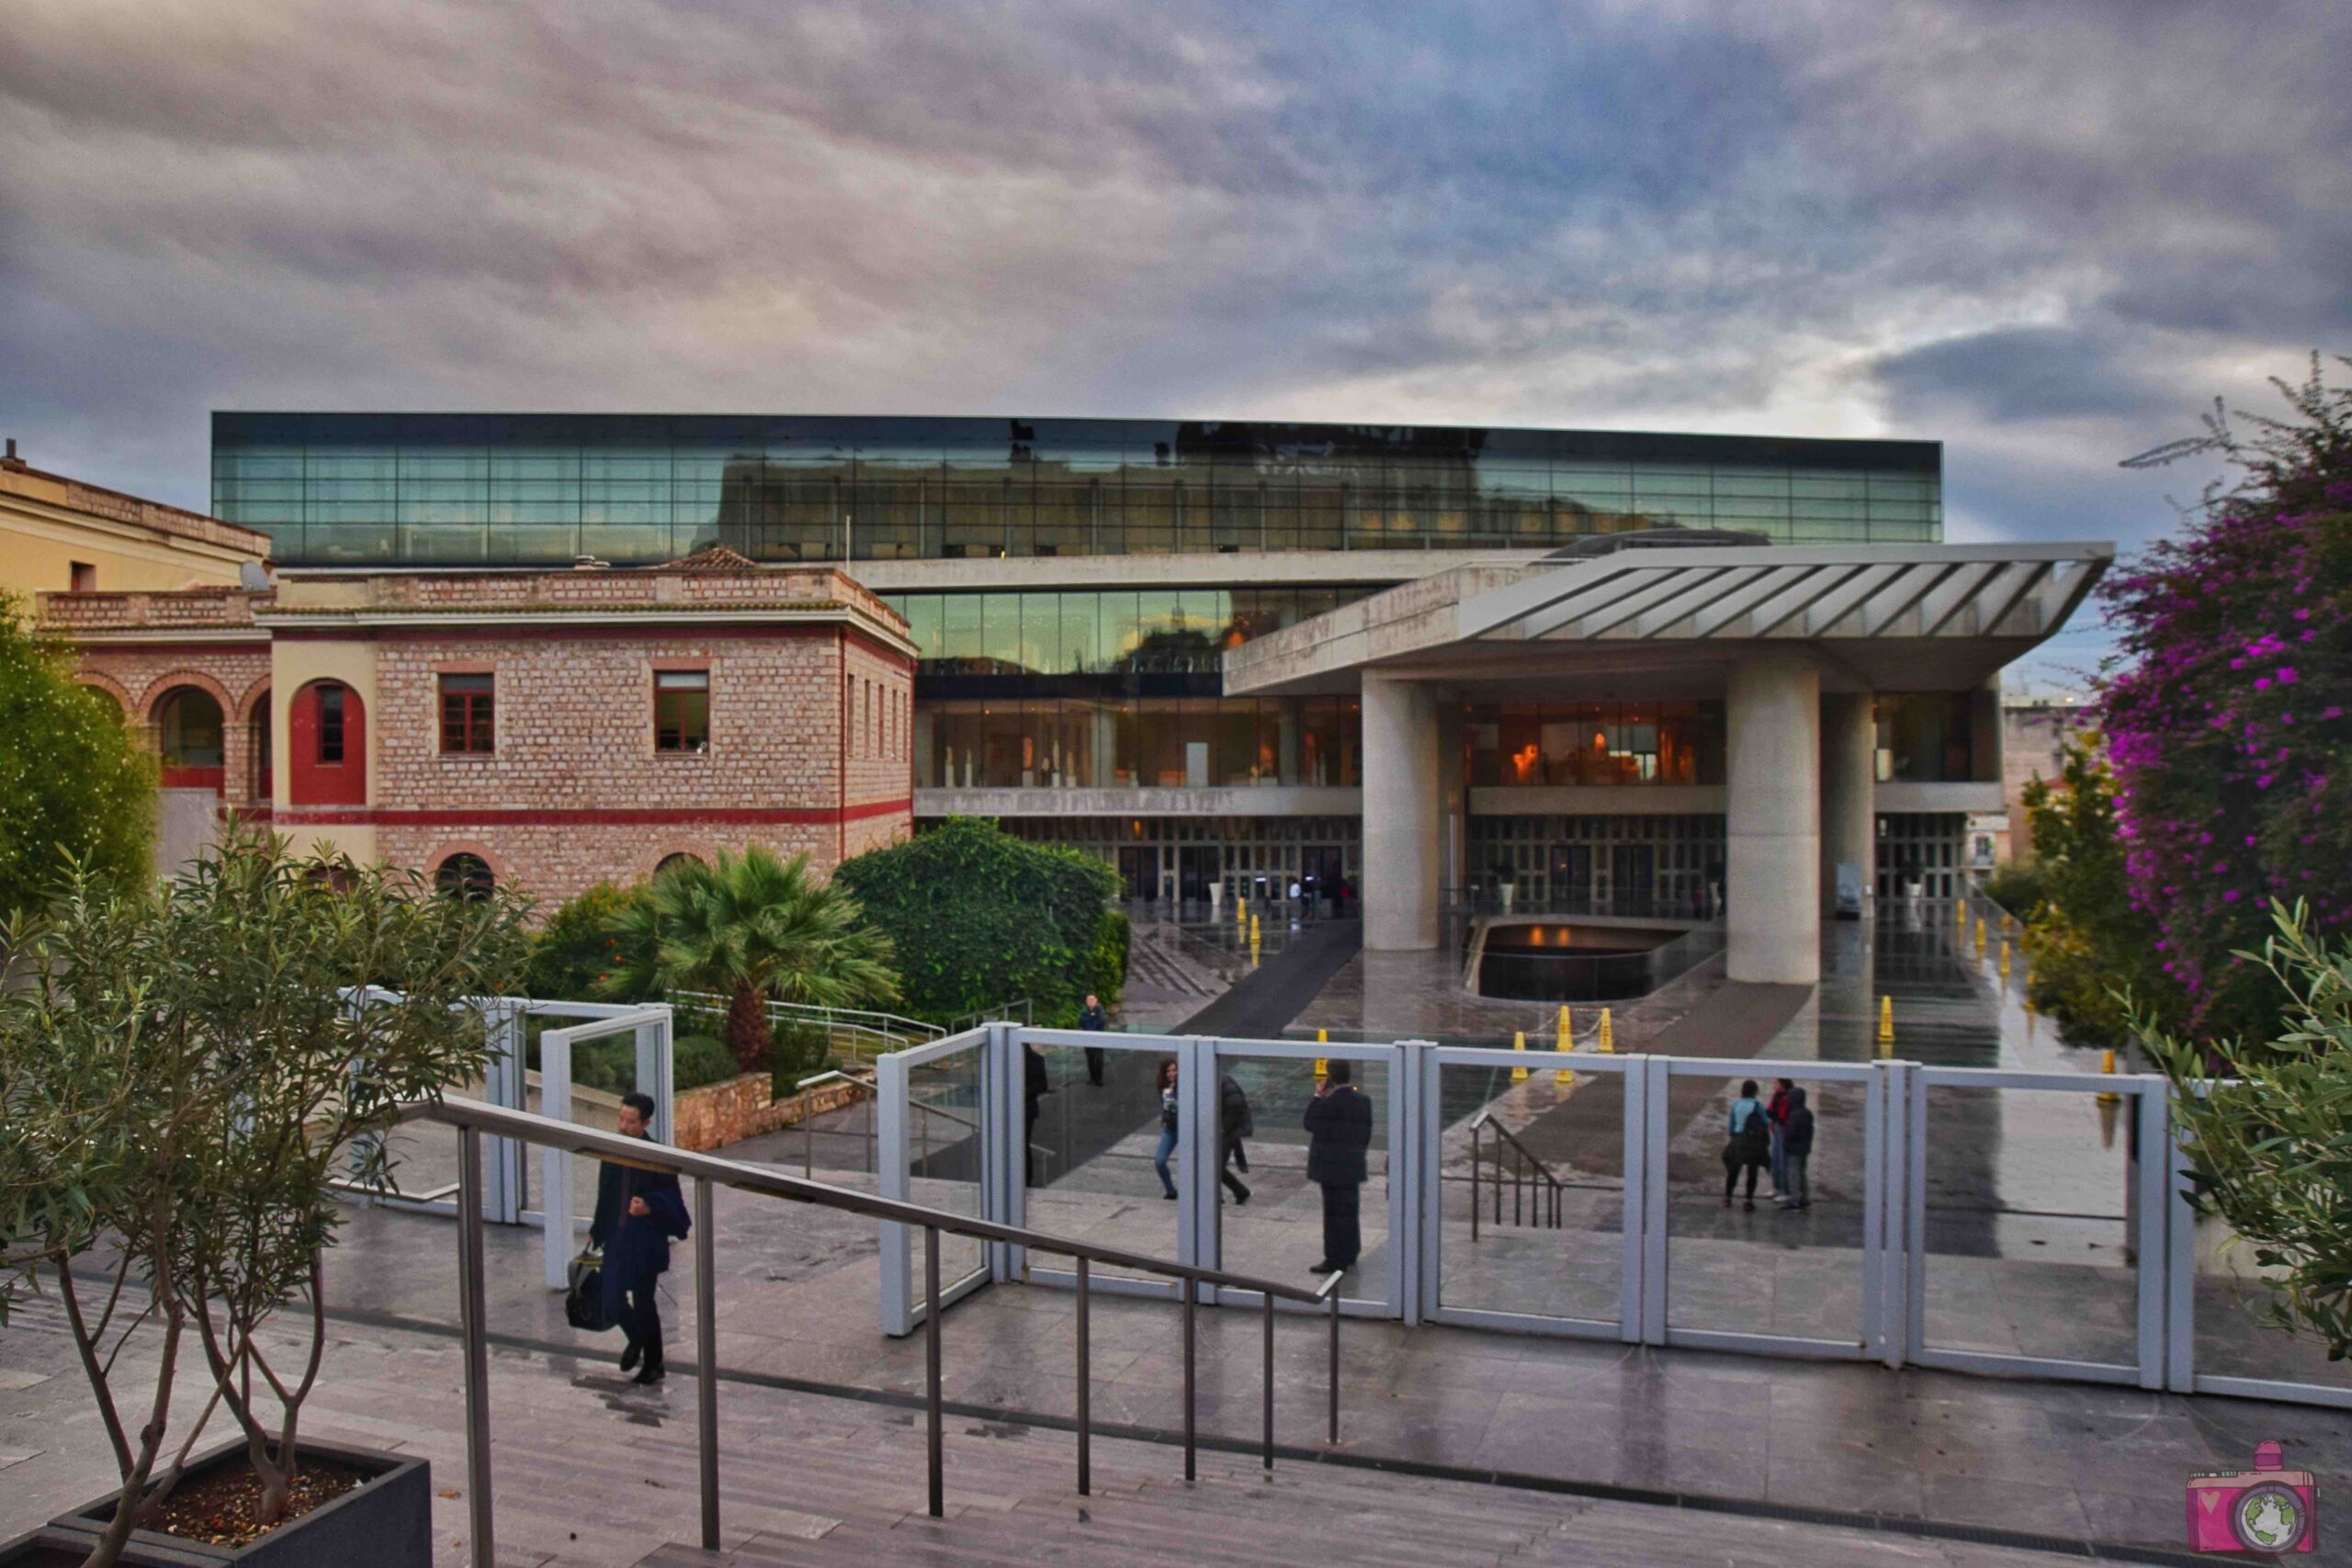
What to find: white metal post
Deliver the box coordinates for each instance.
[1186,1036,1219,1303]
[1415,1043,1443,1326]
[876,1046,910,1337]
[1619,1053,1647,1343]
[540,1027,574,1291]
[1860,1060,1886,1363]
[1640,1055,1670,1346]
[2133,1085,2168,1390]
[2165,1117,2196,1393]
[1904,1068,1928,1364]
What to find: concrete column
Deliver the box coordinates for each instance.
[1726,652,1821,983]
[1820,692,1875,919]
[1362,673,1441,950]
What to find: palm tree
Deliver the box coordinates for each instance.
[598,845,898,1071]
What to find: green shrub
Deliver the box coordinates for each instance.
[523,881,649,1001]
[1982,861,2047,922]
[769,1022,832,1094]
[835,818,1125,1028]
[0,594,154,919]
[672,1032,740,1092]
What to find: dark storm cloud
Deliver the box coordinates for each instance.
[0,0,2344,634]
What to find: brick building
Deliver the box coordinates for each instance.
[41,547,916,904]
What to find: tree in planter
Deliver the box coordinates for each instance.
[0,874,224,1568]
[2142,902,2352,1359]
[598,845,897,1072]
[0,829,530,1562]
[168,829,530,1531]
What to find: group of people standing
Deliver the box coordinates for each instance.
[1721,1077,1815,1212]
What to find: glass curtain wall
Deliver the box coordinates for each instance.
[1465,700,1724,787]
[883,588,1374,677]
[922,696,1358,789]
[215,414,1943,567]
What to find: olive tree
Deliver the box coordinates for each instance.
[0,829,529,1563]
[2143,901,2352,1359]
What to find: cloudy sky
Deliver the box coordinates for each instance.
[5,0,2347,684]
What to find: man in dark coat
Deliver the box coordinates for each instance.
[1302,1059,1373,1273]
[1078,993,1109,1087]
[1023,1043,1051,1185]
[591,1091,691,1385]
[1217,1071,1254,1204]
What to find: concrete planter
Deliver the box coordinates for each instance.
[0,1524,213,1566]
[50,1441,429,1568]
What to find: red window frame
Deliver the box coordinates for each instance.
[439,672,495,754]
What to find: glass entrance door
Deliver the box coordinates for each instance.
[1549,844,1592,908]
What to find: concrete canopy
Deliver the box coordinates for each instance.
[1223,541,2112,696]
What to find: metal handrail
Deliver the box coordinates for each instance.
[1467,1109,1566,1235]
[418,1093,1342,1566]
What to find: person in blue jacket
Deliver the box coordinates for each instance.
[591,1091,692,1384]
[1721,1078,1770,1212]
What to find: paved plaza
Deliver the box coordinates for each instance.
[6,908,2346,1564]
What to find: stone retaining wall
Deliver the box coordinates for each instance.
[673,1070,865,1153]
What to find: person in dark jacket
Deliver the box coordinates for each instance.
[1777,1087,1815,1211]
[1023,1043,1051,1184]
[1721,1078,1770,1212]
[1303,1060,1373,1273]
[1765,1077,1794,1200]
[1217,1072,1253,1204]
[1078,993,1109,1087]
[590,1091,691,1384]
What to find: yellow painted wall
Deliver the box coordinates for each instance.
[270,636,380,865]
[0,468,265,597]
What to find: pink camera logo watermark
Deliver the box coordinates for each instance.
[2186,1440,2317,1554]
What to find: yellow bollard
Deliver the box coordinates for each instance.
[1877,995,1894,1050]
[1956,898,1967,926]
[1974,917,1986,953]
[1511,1030,1529,1083]
[1237,893,1248,931]
[2097,1047,2120,1105]
[1598,1007,1614,1053]
[1315,1030,1329,1083]
[1249,912,1261,964]
[1998,939,2011,978]
[1554,1005,1574,1086]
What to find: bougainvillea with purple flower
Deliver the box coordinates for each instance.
[2098,355,2352,1043]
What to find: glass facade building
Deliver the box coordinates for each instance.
[213,414,1941,568]
[209,411,1976,918]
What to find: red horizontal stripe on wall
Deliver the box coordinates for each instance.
[273,798,913,829]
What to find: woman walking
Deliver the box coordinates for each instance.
[1722,1078,1770,1211]
[1152,1058,1181,1200]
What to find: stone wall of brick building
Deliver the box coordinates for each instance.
[42,564,916,902]
[41,587,277,811]
[340,621,911,902]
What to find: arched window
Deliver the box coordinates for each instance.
[435,853,494,902]
[289,680,367,806]
[654,852,705,878]
[156,687,226,790]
